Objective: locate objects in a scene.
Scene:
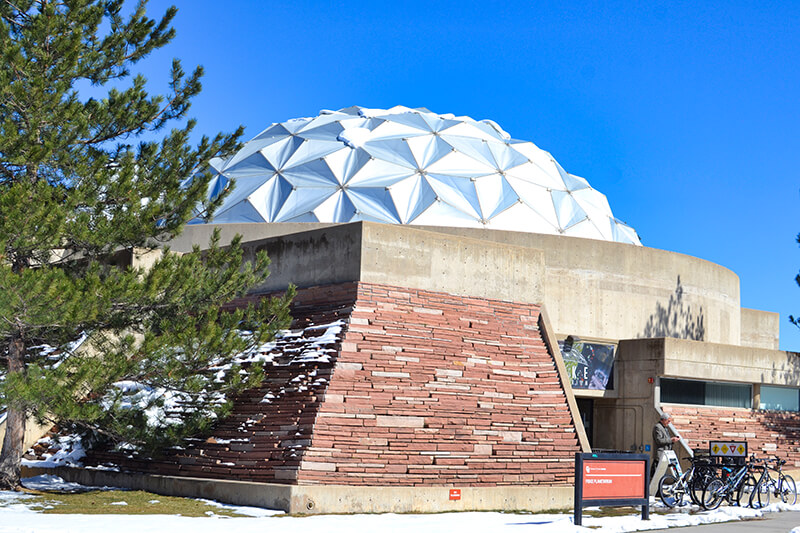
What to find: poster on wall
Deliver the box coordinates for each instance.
[559,338,616,390]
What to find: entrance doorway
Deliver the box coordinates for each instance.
[576,398,594,448]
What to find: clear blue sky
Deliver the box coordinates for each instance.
[138,0,800,350]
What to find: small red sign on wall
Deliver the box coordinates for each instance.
[449,489,461,501]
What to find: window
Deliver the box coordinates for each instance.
[760,385,800,411]
[661,378,751,408]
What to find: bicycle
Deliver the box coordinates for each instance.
[754,456,797,508]
[657,453,716,508]
[701,456,759,510]
[773,457,797,505]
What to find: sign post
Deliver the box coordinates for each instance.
[574,452,650,526]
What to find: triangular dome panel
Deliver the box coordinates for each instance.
[274,188,335,222]
[313,191,357,222]
[410,200,484,227]
[211,200,265,224]
[346,187,402,223]
[505,175,560,228]
[284,140,343,169]
[347,158,417,187]
[474,174,521,220]
[425,173,482,220]
[389,174,437,224]
[248,174,293,222]
[260,136,305,170]
[484,201,558,234]
[362,138,419,169]
[438,134,498,169]
[406,135,453,168]
[281,159,340,187]
[552,190,589,230]
[324,148,373,185]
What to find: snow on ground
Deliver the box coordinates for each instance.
[22,436,86,469]
[19,474,114,493]
[1,476,800,533]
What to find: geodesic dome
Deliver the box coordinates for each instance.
[193,106,640,245]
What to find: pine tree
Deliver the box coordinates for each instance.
[0,0,293,490]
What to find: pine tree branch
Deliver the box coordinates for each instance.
[0,1,28,27]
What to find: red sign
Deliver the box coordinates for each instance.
[449,489,461,501]
[581,460,645,500]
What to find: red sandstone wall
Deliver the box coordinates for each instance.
[86,282,581,486]
[669,404,800,467]
[85,284,357,481]
[299,283,580,486]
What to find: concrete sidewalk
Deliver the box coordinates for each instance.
[650,511,800,532]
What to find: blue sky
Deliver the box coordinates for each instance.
[138,1,800,349]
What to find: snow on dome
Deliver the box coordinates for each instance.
[192,106,641,245]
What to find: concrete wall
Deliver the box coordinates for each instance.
[0,417,53,454]
[741,307,780,350]
[241,223,364,292]
[175,221,754,348]
[418,226,742,346]
[659,337,800,386]
[236,223,545,305]
[22,465,574,514]
[359,223,545,304]
[167,222,339,253]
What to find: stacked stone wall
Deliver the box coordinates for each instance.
[668,404,800,466]
[86,282,581,486]
[85,284,356,481]
[298,283,580,486]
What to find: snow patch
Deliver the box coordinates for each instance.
[22,434,86,468]
[338,127,372,149]
[198,498,284,517]
[20,474,118,493]
[480,119,511,140]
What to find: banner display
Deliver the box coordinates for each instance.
[559,340,616,390]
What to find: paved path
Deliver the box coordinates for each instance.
[650,511,800,532]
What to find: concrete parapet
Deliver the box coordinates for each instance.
[175,221,752,347]
[290,483,574,514]
[741,308,780,350]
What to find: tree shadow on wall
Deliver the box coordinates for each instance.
[761,355,800,396]
[642,276,705,340]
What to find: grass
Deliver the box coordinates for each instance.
[8,489,262,517]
